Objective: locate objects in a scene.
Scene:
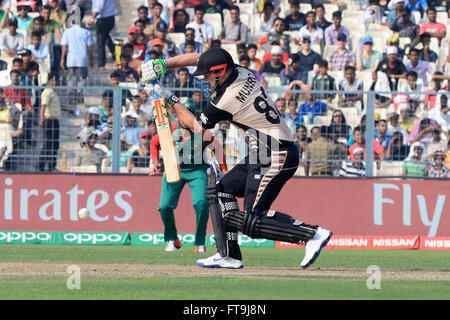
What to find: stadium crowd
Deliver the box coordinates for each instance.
[0,0,449,178]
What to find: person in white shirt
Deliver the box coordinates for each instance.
[398,70,425,104]
[404,48,434,87]
[428,91,450,132]
[27,31,49,60]
[297,11,323,46]
[253,2,277,33]
[185,5,214,49]
[0,18,24,58]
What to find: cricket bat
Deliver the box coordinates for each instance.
[152,80,181,183]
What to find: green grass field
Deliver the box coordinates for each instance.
[0,244,449,300]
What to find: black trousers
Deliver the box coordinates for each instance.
[96,15,115,67]
[219,142,300,259]
[39,118,60,171]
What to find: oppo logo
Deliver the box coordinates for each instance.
[63,233,123,244]
[0,231,51,243]
[137,233,165,244]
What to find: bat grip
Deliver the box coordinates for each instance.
[152,79,161,99]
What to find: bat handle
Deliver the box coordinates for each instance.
[152,79,161,99]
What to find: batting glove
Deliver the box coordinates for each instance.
[141,59,168,83]
[145,82,180,107]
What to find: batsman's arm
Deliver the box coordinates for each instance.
[140,53,201,81]
[166,53,201,69]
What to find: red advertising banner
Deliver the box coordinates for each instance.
[420,237,450,250]
[0,174,449,237]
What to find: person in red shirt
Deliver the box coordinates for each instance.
[3,69,32,112]
[419,6,446,45]
[348,125,384,161]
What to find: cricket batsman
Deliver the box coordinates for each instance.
[149,109,227,253]
[142,48,332,269]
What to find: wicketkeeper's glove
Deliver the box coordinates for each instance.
[141,58,168,83]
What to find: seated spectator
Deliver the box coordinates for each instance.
[274,98,286,119]
[338,65,363,109]
[129,95,151,128]
[399,103,418,134]
[49,0,67,30]
[385,131,410,160]
[257,17,290,54]
[382,32,405,61]
[297,11,323,46]
[371,71,394,109]
[376,46,407,90]
[137,5,151,25]
[419,6,446,46]
[82,107,111,144]
[408,117,445,153]
[404,48,434,87]
[375,119,393,151]
[311,60,336,103]
[184,89,208,114]
[402,141,427,177]
[139,89,153,118]
[259,46,285,77]
[362,0,383,29]
[154,21,178,58]
[121,110,145,147]
[127,26,146,61]
[236,43,247,60]
[405,0,428,19]
[348,125,385,161]
[134,19,148,37]
[130,131,153,170]
[428,91,449,132]
[329,109,352,142]
[121,43,144,71]
[298,92,334,125]
[339,147,366,177]
[103,71,134,108]
[327,33,356,71]
[173,67,195,97]
[74,130,107,173]
[314,4,332,39]
[285,99,302,134]
[185,5,214,49]
[282,79,309,102]
[253,2,276,33]
[98,91,114,132]
[390,7,419,42]
[3,69,32,115]
[28,31,49,61]
[144,2,169,36]
[418,32,438,63]
[387,110,409,145]
[39,4,62,43]
[284,0,305,31]
[246,43,262,71]
[14,3,33,31]
[104,136,134,171]
[397,71,425,106]
[357,36,381,72]
[115,54,140,83]
[0,95,23,142]
[261,40,289,64]
[384,0,417,28]
[210,39,221,48]
[427,150,450,178]
[218,5,248,45]
[239,54,267,89]
[172,8,190,33]
[294,124,312,160]
[182,40,199,74]
[179,28,204,54]
[305,125,342,176]
[298,36,321,82]
[0,19,24,58]
[202,0,231,20]
[281,55,303,85]
[324,11,349,46]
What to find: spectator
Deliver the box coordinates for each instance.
[137,5,151,24]
[14,3,33,31]
[74,131,107,173]
[294,124,312,160]
[154,22,179,58]
[0,95,23,143]
[298,92,334,125]
[157,0,175,25]
[375,46,407,89]
[284,0,305,31]
[0,1,10,29]
[427,150,450,178]
[418,32,438,63]
[129,95,151,128]
[298,36,321,82]
[297,11,323,46]
[130,131,153,170]
[134,19,148,37]
[38,4,63,43]
[246,43,262,71]
[339,147,366,177]
[60,16,94,111]
[3,69,32,116]
[387,110,409,145]
[49,0,68,29]
[281,55,303,85]
[285,99,302,134]
[238,54,267,89]
[311,60,336,103]
[362,0,383,29]
[327,33,356,71]
[236,43,247,59]
[384,0,416,28]
[348,125,385,161]
[202,0,231,21]
[104,71,134,107]
[253,2,276,33]
[115,54,139,83]
[329,109,352,142]
[173,67,195,97]
[66,0,89,23]
[259,46,285,77]
[179,28,204,54]
[88,0,116,70]
[305,125,341,176]
[338,65,363,109]
[419,7,446,46]
[182,40,198,74]
[356,36,381,72]
[186,5,214,50]
[104,135,134,171]
[398,70,425,104]
[261,40,289,64]
[274,98,286,119]
[127,26,146,61]
[382,32,405,61]
[399,103,418,134]
[121,43,144,71]
[374,119,393,151]
[144,2,168,36]
[184,89,208,114]
[390,7,419,42]
[0,19,24,58]
[385,131,409,160]
[257,17,290,54]
[121,110,145,147]
[28,31,49,61]
[38,73,61,172]
[314,4,332,40]
[404,48,434,86]
[402,141,427,177]
[428,91,449,131]
[172,8,190,32]
[219,5,248,45]
[405,0,428,19]
[325,11,350,46]
[83,106,110,144]
[371,70,394,109]
[408,117,442,151]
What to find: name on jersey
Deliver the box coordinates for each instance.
[235,73,257,103]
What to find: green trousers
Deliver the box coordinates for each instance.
[158,167,209,245]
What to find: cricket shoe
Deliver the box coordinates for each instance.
[165,239,182,252]
[196,253,243,269]
[300,227,332,269]
[195,245,206,253]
